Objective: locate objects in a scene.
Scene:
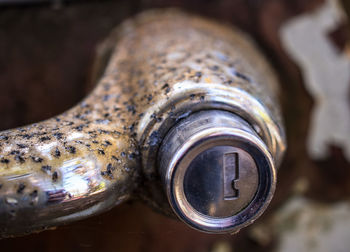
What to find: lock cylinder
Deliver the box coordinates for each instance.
[158,110,276,233]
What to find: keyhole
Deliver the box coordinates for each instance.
[223,152,239,200]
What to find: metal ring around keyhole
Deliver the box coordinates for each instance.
[158,110,276,233]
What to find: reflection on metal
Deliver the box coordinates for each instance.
[280,0,350,160]
[158,110,274,233]
[0,10,285,236]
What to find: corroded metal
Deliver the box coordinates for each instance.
[0,9,285,237]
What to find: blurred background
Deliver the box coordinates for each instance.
[0,0,350,251]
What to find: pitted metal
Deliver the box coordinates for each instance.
[0,9,286,237]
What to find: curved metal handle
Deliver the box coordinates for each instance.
[0,10,286,237]
[0,36,141,237]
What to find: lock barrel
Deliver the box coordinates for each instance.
[158,110,275,233]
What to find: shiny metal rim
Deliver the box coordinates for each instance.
[165,127,276,233]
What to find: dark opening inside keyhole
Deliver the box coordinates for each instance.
[231,180,239,198]
[224,152,239,200]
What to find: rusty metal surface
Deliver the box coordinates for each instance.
[0,9,285,237]
[0,0,349,251]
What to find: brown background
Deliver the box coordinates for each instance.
[0,0,349,251]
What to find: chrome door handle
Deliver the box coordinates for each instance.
[0,9,286,237]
